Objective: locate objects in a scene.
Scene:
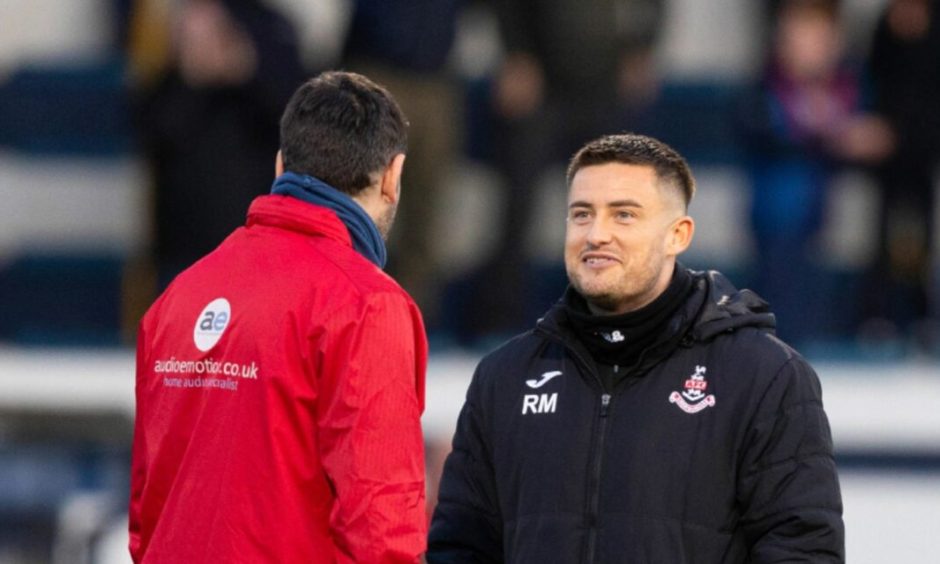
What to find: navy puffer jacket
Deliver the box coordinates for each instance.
[428,269,844,563]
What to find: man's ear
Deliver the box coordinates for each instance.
[275,150,284,177]
[668,215,695,256]
[380,153,406,205]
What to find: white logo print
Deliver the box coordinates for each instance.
[668,365,716,414]
[601,330,625,343]
[526,370,562,389]
[193,298,231,352]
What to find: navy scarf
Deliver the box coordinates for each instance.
[271,172,387,268]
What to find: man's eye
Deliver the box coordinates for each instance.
[571,210,590,220]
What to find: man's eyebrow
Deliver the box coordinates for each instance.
[607,199,643,208]
[568,199,643,209]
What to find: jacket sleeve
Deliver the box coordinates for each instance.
[427,364,503,563]
[317,291,428,564]
[128,320,149,563]
[737,356,845,562]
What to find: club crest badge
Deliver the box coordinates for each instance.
[669,365,716,414]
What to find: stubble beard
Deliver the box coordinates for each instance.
[568,250,667,314]
[375,202,398,241]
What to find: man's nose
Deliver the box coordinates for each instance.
[586,217,613,245]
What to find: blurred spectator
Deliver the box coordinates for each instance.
[129,0,305,283]
[342,0,463,327]
[860,0,940,350]
[469,0,666,337]
[738,0,892,345]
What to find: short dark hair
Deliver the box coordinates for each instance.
[566,133,696,208]
[279,71,408,195]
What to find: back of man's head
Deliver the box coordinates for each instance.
[279,71,408,195]
[566,133,696,210]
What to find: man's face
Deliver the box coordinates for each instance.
[565,163,687,315]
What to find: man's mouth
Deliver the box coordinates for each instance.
[581,253,619,267]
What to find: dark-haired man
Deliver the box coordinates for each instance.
[130,71,428,563]
[428,133,844,563]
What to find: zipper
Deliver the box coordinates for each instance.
[583,392,611,564]
[536,319,689,562]
[534,326,612,564]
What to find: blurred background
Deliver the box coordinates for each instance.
[0,0,937,562]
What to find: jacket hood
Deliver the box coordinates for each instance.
[690,270,776,341]
[537,268,776,373]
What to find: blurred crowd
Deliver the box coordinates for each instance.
[0,0,936,355]
[739,0,940,352]
[116,0,940,355]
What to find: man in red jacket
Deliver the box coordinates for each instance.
[129,71,428,563]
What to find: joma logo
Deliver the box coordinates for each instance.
[522,393,558,414]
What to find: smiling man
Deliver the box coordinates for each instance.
[428,133,844,563]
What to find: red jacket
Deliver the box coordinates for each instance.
[130,195,428,563]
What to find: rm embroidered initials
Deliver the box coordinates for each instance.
[522,393,558,414]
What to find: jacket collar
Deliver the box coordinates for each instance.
[537,268,775,375]
[269,172,387,268]
[246,194,354,248]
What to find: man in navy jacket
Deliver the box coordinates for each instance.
[428,133,844,563]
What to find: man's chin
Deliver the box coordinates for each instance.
[583,294,621,313]
[572,283,620,312]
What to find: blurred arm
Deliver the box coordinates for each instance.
[128,322,149,563]
[317,292,428,563]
